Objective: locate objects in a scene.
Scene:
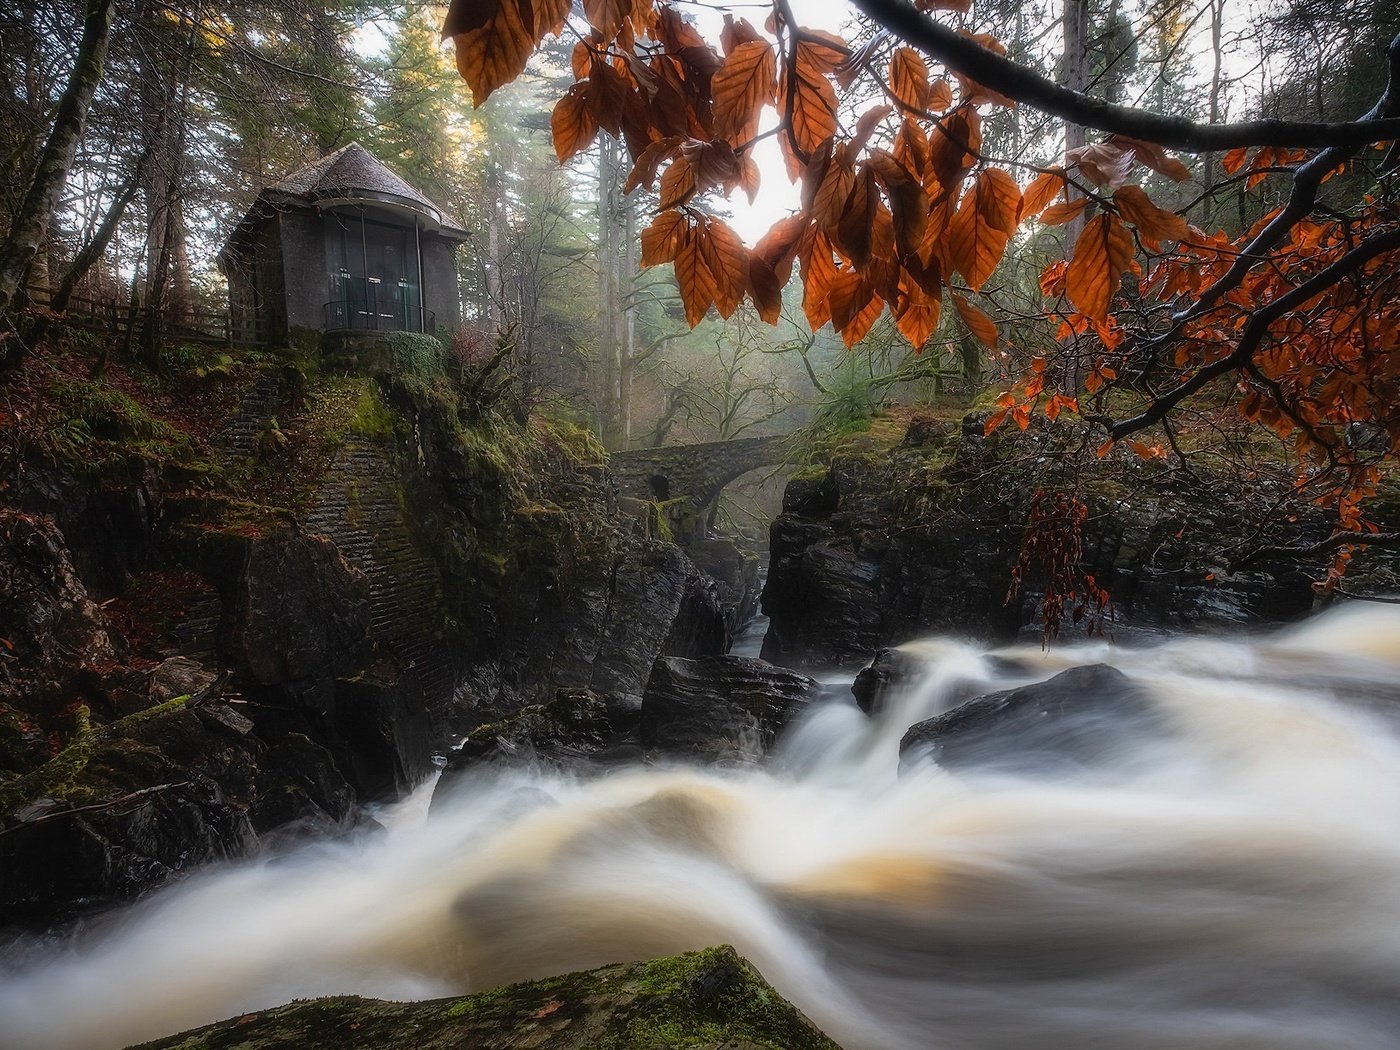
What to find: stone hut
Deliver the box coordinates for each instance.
[217,143,468,345]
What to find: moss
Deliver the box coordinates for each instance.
[131,946,843,1050]
[0,696,190,816]
[346,385,399,439]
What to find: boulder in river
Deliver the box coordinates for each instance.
[127,944,843,1050]
[642,655,822,762]
[899,664,1159,776]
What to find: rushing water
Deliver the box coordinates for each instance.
[5,604,1400,1050]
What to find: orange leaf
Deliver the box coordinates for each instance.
[640,210,688,266]
[828,271,883,346]
[889,47,930,113]
[1038,198,1086,226]
[583,0,632,37]
[658,153,697,209]
[927,78,953,110]
[780,33,844,156]
[801,233,839,330]
[1019,168,1066,222]
[1066,214,1134,322]
[1222,146,1249,176]
[701,218,749,319]
[949,167,1020,290]
[448,0,536,107]
[712,40,777,143]
[675,226,717,327]
[551,87,598,162]
[894,276,941,351]
[984,407,1010,434]
[1112,185,1189,248]
[1107,134,1192,182]
[531,1000,564,1019]
[952,292,997,348]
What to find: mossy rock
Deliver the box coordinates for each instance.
[126,945,843,1050]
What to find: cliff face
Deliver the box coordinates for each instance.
[0,341,755,928]
[762,410,1399,667]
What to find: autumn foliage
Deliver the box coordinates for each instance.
[445,0,1400,571]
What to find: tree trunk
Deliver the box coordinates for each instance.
[0,0,116,360]
[1062,0,1090,246]
[27,144,149,349]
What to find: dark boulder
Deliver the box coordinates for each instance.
[899,664,1159,776]
[641,655,822,762]
[851,647,924,716]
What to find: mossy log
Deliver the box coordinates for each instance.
[127,946,843,1050]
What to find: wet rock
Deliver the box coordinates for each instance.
[0,510,117,711]
[129,945,843,1050]
[439,690,615,777]
[641,655,822,762]
[686,535,762,636]
[899,664,1159,776]
[851,647,924,716]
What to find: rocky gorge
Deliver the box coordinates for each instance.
[3,340,1400,1050]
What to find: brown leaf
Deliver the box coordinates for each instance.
[531,1000,564,1019]
[1066,142,1135,189]
[829,271,883,346]
[810,152,855,235]
[658,153,697,209]
[889,47,930,113]
[679,138,742,196]
[780,33,844,156]
[624,136,683,193]
[1038,197,1087,226]
[948,167,1020,291]
[702,217,749,318]
[927,78,953,110]
[720,14,764,55]
[1019,167,1066,222]
[1111,185,1190,248]
[1066,213,1135,321]
[748,256,785,322]
[583,0,633,38]
[801,233,839,330]
[894,276,941,351]
[675,225,717,327]
[952,292,998,348]
[837,167,878,267]
[551,86,598,162]
[867,149,929,260]
[1106,135,1192,182]
[640,210,688,266]
[712,40,776,143]
[739,152,761,203]
[449,0,536,107]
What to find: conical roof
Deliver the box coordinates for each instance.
[219,143,467,266]
[269,143,464,233]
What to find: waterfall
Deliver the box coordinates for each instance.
[4,603,1400,1050]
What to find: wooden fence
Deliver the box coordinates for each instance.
[28,290,267,348]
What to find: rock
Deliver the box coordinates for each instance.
[641,655,822,762]
[437,690,615,780]
[850,647,924,716]
[899,664,1159,776]
[128,945,843,1050]
[763,412,1394,658]
[686,535,762,636]
[0,510,117,712]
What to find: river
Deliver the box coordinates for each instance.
[3,603,1400,1049]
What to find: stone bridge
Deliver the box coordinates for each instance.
[610,433,795,510]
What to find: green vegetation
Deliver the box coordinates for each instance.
[130,946,842,1050]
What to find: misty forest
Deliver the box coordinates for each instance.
[3,0,1400,1047]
